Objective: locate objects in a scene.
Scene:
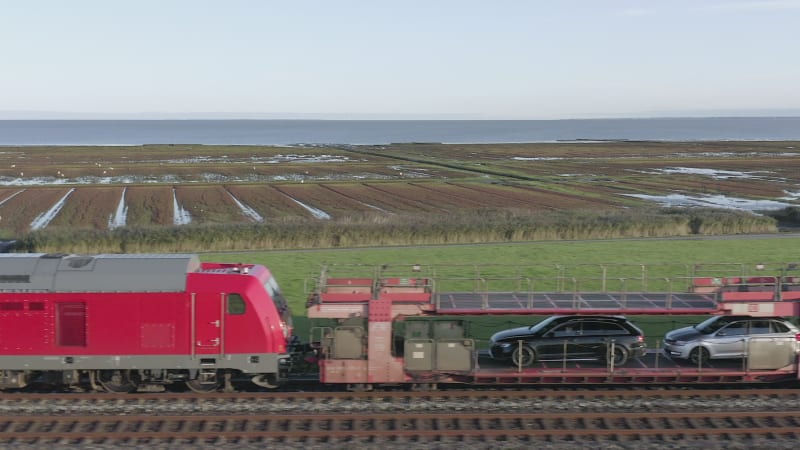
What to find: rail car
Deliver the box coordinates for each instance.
[0,253,293,392]
[305,262,800,390]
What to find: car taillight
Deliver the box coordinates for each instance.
[795,333,800,342]
[637,336,645,343]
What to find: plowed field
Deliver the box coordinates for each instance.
[1,141,798,233]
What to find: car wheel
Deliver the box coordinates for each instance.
[607,346,628,366]
[689,347,710,366]
[511,345,536,367]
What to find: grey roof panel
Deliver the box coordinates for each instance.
[0,253,201,292]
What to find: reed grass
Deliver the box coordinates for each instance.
[14,207,778,254]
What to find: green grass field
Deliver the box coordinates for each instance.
[204,235,800,346]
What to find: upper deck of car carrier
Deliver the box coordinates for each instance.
[307,262,800,318]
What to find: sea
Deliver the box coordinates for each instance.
[1,117,800,146]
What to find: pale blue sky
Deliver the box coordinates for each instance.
[1,0,799,119]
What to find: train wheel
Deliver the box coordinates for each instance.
[97,370,137,393]
[251,373,279,389]
[186,379,220,393]
[186,370,220,393]
[347,383,373,392]
[512,345,536,367]
[690,347,710,366]
[607,346,628,366]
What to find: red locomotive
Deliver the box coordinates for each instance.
[0,253,293,392]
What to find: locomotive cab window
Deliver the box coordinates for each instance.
[227,293,246,315]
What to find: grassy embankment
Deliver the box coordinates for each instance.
[204,236,800,349]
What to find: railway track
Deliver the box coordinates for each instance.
[1,387,799,448]
[1,411,799,445]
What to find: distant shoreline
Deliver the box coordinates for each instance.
[2,117,800,146]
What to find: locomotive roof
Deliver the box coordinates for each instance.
[0,253,201,292]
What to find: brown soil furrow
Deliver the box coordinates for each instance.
[124,186,174,227]
[360,183,450,213]
[319,183,434,213]
[225,185,306,220]
[47,187,123,230]
[318,184,390,213]
[403,183,491,208]
[0,188,72,233]
[447,183,560,208]
[173,185,252,225]
[276,184,378,218]
[511,184,626,209]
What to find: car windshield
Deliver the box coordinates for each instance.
[694,316,732,334]
[528,316,561,333]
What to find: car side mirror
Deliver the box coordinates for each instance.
[717,331,726,337]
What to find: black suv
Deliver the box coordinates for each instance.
[489,315,647,366]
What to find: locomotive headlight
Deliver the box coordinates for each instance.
[280,322,289,339]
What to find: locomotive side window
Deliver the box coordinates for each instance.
[57,302,87,347]
[227,293,246,315]
[0,302,23,311]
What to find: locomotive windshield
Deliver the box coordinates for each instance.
[264,276,293,328]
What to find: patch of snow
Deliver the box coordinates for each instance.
[287,197,331,219]
[0,171,404,186]
[108,187,128,229]
[226,189,263,222]
[623,193,794,212]
[780,191,800,201]
[512,156,565,161]
[653,167,767,179]
[30,188,75,230]
[359,201,391,213]
[0,189,24,206]
[162,154,353,164]
[172,188,192,225]
[387,165,432,178]
[671,151,799,158]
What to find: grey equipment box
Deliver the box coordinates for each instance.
[404,339,435,371]
[435,339,474,371]
[332,326,366,359]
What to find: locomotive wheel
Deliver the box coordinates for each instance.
[347,383,373,392]
[97,370,137,393]
[511,345,536,367]
[251,373,279,389]
[690,347,710,366]
[607,346,628,366]
[186,379,220,393]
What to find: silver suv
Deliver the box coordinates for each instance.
[663,315,800,364]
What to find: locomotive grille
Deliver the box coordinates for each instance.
[0,275,30,283]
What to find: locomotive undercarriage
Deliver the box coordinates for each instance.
[0,367,291,393]
[0,351,292,393]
